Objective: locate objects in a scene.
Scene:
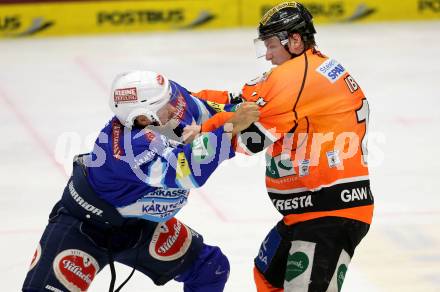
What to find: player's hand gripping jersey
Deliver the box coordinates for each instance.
[86,81,236,222]
[194,49,374,226]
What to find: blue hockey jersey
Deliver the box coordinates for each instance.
[85,81,235,222]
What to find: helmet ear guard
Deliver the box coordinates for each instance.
[123,108,160,129]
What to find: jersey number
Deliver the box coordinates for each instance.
[356,99,369,165]
[344,75,359,93]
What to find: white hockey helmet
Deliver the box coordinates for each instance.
[109,70,174,128]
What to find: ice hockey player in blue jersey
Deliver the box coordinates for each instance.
[22,70,259,292]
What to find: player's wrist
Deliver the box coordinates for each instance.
[224,122,233,133]
[223,123,234,139]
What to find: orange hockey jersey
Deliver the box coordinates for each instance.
[194,49,374,226]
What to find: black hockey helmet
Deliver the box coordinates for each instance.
[258,2,316,43]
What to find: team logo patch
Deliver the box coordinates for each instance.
[191,134,214,162]
[284,240,316,289]
[113,87,137,103]
[266,154,295,179]
[145,129,156,142]
[327,249,351,292]
[149,218,192,261]
[337,264,348,291]
[53,249,99,292]
[176,152,191,180]
[299,159,310,177]
[172,93,186,122]
[206,101,225,113]
[316,59,346,83]
[29,243,42,271]
[326,150,341,168]
[112,120,124,159]
[285,251,309,281]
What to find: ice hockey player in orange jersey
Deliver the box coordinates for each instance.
[191,2,374,291]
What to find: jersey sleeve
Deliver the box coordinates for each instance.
[200,112,234,132]
[189,93,237,132]
[129,126,234,189]
[192,89,230,104]
[191,85,281,154]
[236,70,296,155]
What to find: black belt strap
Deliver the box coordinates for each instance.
[61,158,125,228]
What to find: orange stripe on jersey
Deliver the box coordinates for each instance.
[254,267,283,292]
[192,90,230,104]
[200,112,234,132]
[283,205,374,226]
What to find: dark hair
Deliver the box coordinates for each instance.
[300,33,316,50]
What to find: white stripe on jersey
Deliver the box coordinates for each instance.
[146,159,166,187]
[267,175,370,194]
[191,96,213,124]
[237,122,278,155]
[254,122,278,143]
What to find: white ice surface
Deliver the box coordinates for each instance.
[1,21,440,292]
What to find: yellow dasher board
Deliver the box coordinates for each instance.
[0,0,239,38]
[1,0,439,38]
[240,0,440,25]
